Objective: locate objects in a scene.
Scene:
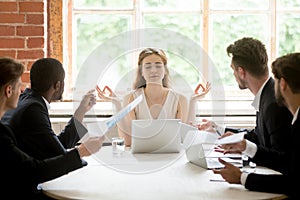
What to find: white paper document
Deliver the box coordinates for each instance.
[105,94,143,130]
[216,131,246,145]
[79,94,143,142]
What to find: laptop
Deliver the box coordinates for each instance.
[131,119,182,153]
[186,143,242,169]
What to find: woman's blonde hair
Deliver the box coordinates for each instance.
[133,48,170,89]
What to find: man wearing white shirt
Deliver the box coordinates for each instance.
[213,52,300,199]
[200,37,293,163]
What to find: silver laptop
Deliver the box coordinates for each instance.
[131,119,182,153]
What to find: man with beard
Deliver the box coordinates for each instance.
[213,52,300,199]
[2,58,97,159]
[199,38,292,162]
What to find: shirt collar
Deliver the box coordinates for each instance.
[292,106,300,125]
[251,77,270,112]
[42,96,51,110]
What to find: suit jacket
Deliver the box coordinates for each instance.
[2,88,87,159]
[244,110,299,199]
[0,122,86,199]
[226,78,293,156]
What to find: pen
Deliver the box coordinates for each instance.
[213,126,222,136]
[215,129,222,136]
[209,179,226,182]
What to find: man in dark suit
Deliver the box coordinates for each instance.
[213,52,300,199]
[199,37,292,158]
[2,58,97,159]
[0,57,104,199]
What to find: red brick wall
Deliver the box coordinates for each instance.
[0,0,46,89]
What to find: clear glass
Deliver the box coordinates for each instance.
[144,14,201,43]
[111,137,125,155]
[167,53,203,94]
[210,0,269,10]
[277,0,300,9]
[210,14,269,87]
[97,53,135,98]
[74,0,133,9]
[144,13,203,91]
[277,13,300,56]
[74,14,131,86]
[143,0,201,10]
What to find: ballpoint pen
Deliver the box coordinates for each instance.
[209,179,226,182]
[215,129,222,136]
[212,125,222,136]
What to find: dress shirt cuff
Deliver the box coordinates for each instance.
[72,117,88,138]
[240,172,249,185]
[242,140,257,158]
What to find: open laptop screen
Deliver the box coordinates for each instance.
[131,119,181,153]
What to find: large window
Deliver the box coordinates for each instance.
[62,0,300,119]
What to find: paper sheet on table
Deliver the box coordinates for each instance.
[200,143,241,158]
[79,94,143,143]
[216,131,245,145]
[205,157,243,169]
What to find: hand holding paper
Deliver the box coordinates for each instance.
[216,132,246,145]
[79,95,143,143]
[215,132,247,154]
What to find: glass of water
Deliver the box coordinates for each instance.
[111,137,125,156]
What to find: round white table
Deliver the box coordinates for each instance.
[41,146,286,200]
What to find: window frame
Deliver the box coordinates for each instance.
[60,0,287,98]
[49,0,299,122]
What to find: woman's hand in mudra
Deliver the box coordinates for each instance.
[96,85,120,106]
[191,81,211,101]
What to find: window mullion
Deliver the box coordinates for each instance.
[202,0,209,80]
[270,0,277,62]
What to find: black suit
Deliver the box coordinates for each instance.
[244,110,300,199]
[2,88,87,159]
[226,78,293,158]
[0,122,86,199]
